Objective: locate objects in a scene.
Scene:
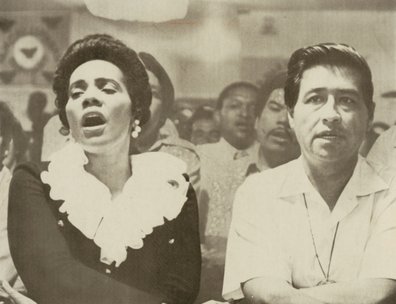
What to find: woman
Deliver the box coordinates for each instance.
[132,52,201,195]
[7,34,201,304]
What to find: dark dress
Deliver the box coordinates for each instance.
[8,162,201,304]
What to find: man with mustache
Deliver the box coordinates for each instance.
[245,71,300,176]
[223,43,396,304]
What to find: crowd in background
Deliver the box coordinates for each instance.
[1,35,396,304]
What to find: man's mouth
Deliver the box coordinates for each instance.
[315,130,342,140]
[235,121,250,130]
[270,128,291,141]
[82,112,106,128]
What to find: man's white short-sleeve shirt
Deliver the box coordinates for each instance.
[223,156,396,300]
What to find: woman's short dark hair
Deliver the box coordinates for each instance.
[256,71,287,117]
[53,34,152,128]
[284,43,374,119]
[138,52,174,115]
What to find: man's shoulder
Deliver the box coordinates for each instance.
[196,142,221,154]
[235,160,297,212]
[244,159,296,188]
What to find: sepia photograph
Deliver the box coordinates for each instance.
[0,0,396,303]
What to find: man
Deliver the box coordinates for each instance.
[246,71,300,175]
[223,43,396,304]
[195,82,258,303]
[189,106,220,146]
[198,82,258,162]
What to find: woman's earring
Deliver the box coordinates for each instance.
[131,119,141,138]
[59,125,70,136]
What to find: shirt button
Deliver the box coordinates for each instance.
[57,220,64,227]
[169,239,174,244]
[105,268,111,274]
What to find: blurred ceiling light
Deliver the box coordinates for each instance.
[188,20,241,63]
[190,2,240,63]
[84,0,188,22]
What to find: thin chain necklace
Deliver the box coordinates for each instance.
[303,193,339,285]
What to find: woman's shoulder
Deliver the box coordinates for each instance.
[13,161,50,179]
[131,152,188,176]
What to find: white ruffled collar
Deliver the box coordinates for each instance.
[41,141,189,267]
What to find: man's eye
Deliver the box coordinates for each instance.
[268,105,281,112]
[306,96,323,104]
[339,97,355,105]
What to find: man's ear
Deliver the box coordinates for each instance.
[214,110,221,127]
[367,101,376,132]
[288,108,295,129]
[254,116,259,131]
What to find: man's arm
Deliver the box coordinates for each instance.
[301,278,396,304]
[242,277,324,304]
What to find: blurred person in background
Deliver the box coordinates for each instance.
[361,121,390,158]
[195,82,259,303]
[133,52,201,194]
[26,91,52,163]
[0,101,29,304]
[245,71,300,175]
[189,106,220,146]
[198,82,258,162]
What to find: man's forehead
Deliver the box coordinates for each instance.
[300,65,363,93]
[267,88,285,105]
[223,86,257,104]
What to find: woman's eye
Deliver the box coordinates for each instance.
[102,88,117,94]
[70,91,83,99]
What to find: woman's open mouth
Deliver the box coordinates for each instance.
[82,112,106,127]
[82,112,107,134]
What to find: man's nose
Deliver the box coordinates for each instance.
[321,96,341,124]
[277,109,290,127]
[239,104,253,118]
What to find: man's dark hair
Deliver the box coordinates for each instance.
[256,71,286,117]
[138,52,174,116]
[53,34,152,128]
[215,81,258,110]
[284,43,374,119]
[190,106,215,125]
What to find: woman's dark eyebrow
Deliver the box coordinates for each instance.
[95,78,122,90]
[68,80,87,94]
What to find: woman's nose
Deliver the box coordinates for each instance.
[82,88,102,108]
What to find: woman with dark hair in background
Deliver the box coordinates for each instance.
[134,52,201,195]
[7,34,201,304]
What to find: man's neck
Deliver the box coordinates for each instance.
[223,136,254,151]
[258,146,299,169]
[302,155,358,211]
